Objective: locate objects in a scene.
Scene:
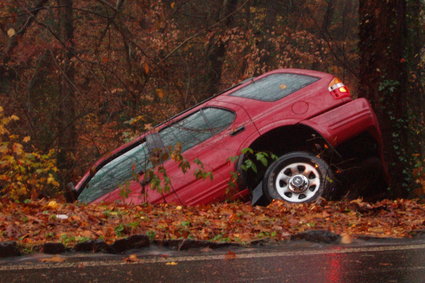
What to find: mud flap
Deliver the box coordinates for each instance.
[251,181,264,205]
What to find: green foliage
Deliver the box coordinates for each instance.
[227,171,239,189]
[146,230,156,241]
[257,231,277,238]
[129,143,214,198]
[119,146,277,202]
[210,233,230,242]
[114,224,126,237]
[378,79,400,93]
[76,236,92,243]
[143,164,172,194]
[227,148,278,189]
[60,233,76,246]
[119,183,131,199]
[238,148,278,174]
[241,159,258,173]
[0,106,59,201]
[193,158,213,180]
[413,155,425,196]
[180,220,191,227]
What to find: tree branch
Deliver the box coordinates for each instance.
[160,0,251,63]
[2,0,49,64]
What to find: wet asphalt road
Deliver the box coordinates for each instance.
[1,239,425,283]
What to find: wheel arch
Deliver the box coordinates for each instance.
[235,118,386,200]
[235,124,332,191]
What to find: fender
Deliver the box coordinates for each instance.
[255,119,303,135]
[237,119,329,153]
[236,119,304,152]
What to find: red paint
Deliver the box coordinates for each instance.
[75,69,384,205]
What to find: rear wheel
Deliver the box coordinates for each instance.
[263,151,335,203]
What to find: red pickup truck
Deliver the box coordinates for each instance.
[74,69,387,205]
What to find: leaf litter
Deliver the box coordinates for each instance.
[0,198,425,251]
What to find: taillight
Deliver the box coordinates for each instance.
[328,77,350,99]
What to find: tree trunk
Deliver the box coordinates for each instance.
[312,0,335,70]
[405,0,425,196]
[406,0,425,160]
[205,0,239,97]
[57,0,76,188]
[358,0,409,196]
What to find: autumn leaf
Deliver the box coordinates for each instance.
[79,230,95,238]
[124,254,140,262]
[47,174,60,186]
[144,123,153,130]
[1,199,425,253]
[143,63,150,74]
[340,233,353,244]
[126,115,144,125]
[47,200,59,209]
[156,88,165,99]
[7,28,16,37]
[12,143,24,155]
[41,256,66,263]
[379,262,393,266]
[225,250,237,260]
[200,247,213,253]
[111,88,124,94]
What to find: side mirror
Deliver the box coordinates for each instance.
[64,182,78,202]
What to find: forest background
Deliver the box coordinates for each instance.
[0,0,424,201]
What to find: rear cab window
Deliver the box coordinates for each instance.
[229,73,319,102]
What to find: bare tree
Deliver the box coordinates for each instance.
[358,0,409,196]
[56,0,76,186]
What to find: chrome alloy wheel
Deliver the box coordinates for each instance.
[275,162,321,203]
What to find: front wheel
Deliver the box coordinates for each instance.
[263,151,335,203]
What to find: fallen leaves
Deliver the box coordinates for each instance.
[340,233,353,244]
[0,198,425,251]
[47,200,59,209]
[40,256,66,263]
[124,254,140,262]
[225,250,237,260]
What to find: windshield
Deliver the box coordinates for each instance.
[77,141,151,203]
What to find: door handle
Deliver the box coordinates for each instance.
[230,126,245,136]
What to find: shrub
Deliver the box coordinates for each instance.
[0,106,59,201]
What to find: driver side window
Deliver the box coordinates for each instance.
[159,107,235,152]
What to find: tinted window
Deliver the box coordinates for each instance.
[78,142,151,202]
[230,73,319,101]
[159,107,235,152]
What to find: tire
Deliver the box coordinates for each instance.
[263,151,335,203]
